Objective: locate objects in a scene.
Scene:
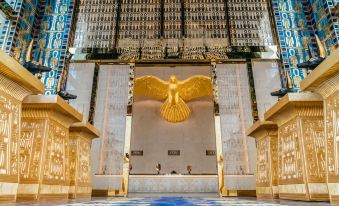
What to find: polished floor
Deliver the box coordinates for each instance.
[2,194,333,206]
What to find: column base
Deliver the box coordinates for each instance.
[278,183,329,201]
[221,190,256,197]
[256,186,279,199]
[17,183,39,200]
[68,186,92,199]
[38,184,69,200]
[0,182,18,202]
[92,189,123,197]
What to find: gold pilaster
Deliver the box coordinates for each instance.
[246,121,278,199]
[265,93,328,201]
[69,122,100,199]
[211,61,226,196]
[17,95,82,200]
[0,51,44,202]
[300,48,339,203]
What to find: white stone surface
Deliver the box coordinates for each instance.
[0,182,18,195]
[224,175,256,190]
[129,175,218,193]
[252,60,280,120]
[216,64,255,175]
[92,175,123,190]
[66,63,95,121]
[92,64,130,191]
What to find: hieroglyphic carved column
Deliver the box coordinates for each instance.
[0,50,44,202]
[300,48,339,203]
[246,121,278,199]
[18,95,83,200]
[210,60,225,197]
[68,122,100,199]
[265,93,328,201]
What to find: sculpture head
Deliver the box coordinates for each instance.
[169,75,178,84]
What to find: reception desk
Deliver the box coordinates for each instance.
[265,93,328,201]
[128,175,218,193]
[0,51,44,201]
[246,121,278,199]
[17,95,82,200]
[300,48,339,203]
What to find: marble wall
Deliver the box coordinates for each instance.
[91,64,130,190]
[216,64,255,175]
[251,60,280,120]
[66,63,95,121]
[130,66,217,175]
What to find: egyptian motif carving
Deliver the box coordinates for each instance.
[256,137,270,187]
[326,91,339,179]
[278,118,303,183]
[69,134,91,187]
[69,135,77,186]
[270,136,278,186]
[78,137,91,185]
[43,119,69,184]
[302,118,326,181]
[0,93,20,177]
[19,119,46,181]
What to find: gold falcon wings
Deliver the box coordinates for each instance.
[134,75,213,122]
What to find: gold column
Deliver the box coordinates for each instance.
[265,93,328,201]
[300,48,339,203]
[69,122,100,199]
[246,121,278,199]
[0,51,44,202]
[211,61,226,196]
[17,95,82,200]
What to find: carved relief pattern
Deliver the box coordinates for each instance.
[302,118,326,181]
[278,118,303,183]
[326,91,339,178]
[0,93,20,177]
[78,137,91,186]
[270,135,278,186]
[256,137,270,186]
[43,120,69,184]
[69,135,77,186]
[19,119,46,181]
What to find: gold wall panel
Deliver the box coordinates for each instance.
[265,93,328,201]
[246,121,278,199]
[300,48,339,203]
[0,73,39,201]
[17,95,82,200]
[69,122,99,199]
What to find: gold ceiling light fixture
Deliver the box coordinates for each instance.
[134,75,213,123]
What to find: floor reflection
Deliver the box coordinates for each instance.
[0,194,332,206]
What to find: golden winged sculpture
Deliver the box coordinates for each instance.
[134,75,213,123]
